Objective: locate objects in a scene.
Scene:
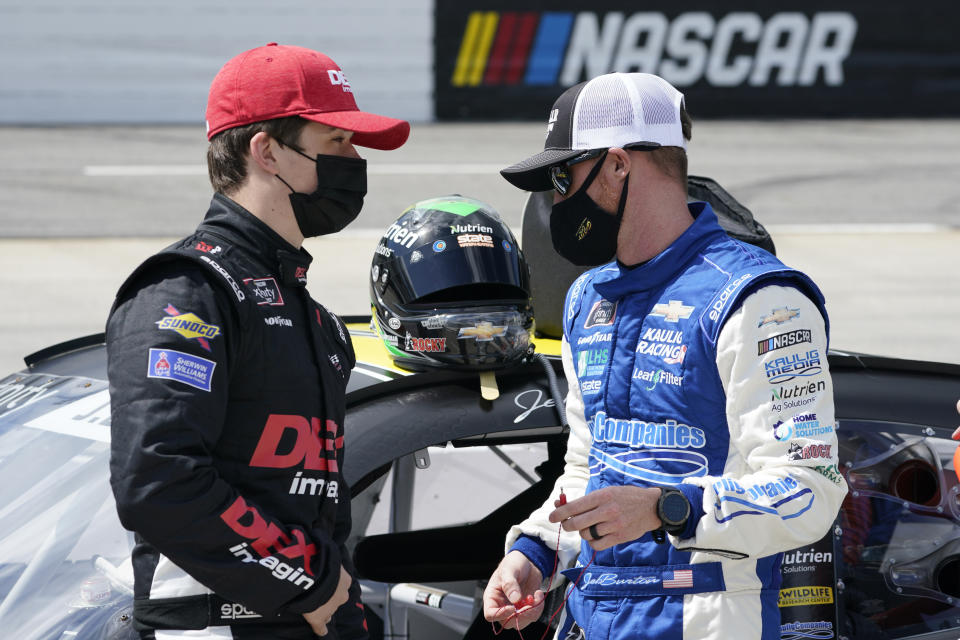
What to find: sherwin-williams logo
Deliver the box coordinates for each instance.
[147,348,215,392]
[451,11,857,88]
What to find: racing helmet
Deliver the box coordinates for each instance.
[370,195,534,371]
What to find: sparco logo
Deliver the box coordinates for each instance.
[567,273,589,321]
[709,273,751,322]
[199,256,245,302]
[220,603,261,621]
[452,11,857,88]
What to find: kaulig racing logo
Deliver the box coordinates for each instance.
[452,10,857,88]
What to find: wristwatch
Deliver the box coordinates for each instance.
[657,487,691,536]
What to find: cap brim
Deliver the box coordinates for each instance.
[304,110,410,150]
[500,147,584,192]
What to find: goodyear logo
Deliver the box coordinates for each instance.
[778,586,834,608]
[452,10,857,88]
[157,305,221,351]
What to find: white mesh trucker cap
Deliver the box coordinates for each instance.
[501,73,686,192]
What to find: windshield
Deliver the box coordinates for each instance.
[0,373,133,640]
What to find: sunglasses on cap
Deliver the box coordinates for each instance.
[548,143,663,196]
[548,149,606,197]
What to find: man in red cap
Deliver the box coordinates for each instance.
[106,43,409,639]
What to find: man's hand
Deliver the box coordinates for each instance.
[549,486,662,551]
[482,550,545,630]
[303,565,352,636]
[953,399,960,440]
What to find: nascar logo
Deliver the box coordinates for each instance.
[452,10,857,88]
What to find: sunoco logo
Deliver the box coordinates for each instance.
[452,11,857,88]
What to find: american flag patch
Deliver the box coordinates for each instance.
[663,569,693,589]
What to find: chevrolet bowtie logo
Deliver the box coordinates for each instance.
[650,300,694,323]
[758,307,800,328]
[458,321,508,341]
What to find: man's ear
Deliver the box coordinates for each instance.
[605,147,632,184]
[248,131,280,174]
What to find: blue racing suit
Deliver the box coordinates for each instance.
[507,202,847,640]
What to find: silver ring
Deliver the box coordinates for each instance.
[589,524,602,540]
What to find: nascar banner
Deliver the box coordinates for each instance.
[435,1,960,119]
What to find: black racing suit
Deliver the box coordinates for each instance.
[106,193,366,639]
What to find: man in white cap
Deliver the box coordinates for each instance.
[483,73,846,639]
[107,43,409,639]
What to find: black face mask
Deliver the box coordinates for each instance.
[276,147,367,238]
[549,151,630,266]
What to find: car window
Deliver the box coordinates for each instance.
[363,442,549,534]
[0,374,133,640]
[836,421,960,640]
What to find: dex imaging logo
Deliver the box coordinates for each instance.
[327,70,352,92]
[451,10,857,88]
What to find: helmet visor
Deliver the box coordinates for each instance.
[392,240,527,304]
[375,307,533,370]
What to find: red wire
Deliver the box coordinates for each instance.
[491,489,598,639]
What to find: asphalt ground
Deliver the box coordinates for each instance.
[1,121,959,375]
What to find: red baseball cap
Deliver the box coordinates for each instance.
[205,43,410,150]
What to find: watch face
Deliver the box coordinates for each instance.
[661,491,690,526]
